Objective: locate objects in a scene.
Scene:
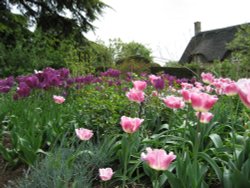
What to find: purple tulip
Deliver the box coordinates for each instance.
[101,68,121,78]
[25,75,40,88]
[59,68,70,79]
[0,86,11,93]
[152,78,165,90]
[16,82,31,98]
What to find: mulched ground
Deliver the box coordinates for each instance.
[0,156,27,188]
[0,133,27,188]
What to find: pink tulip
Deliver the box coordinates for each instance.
[163,95,185,109]
[180,89,192,103]
[149,74,161,84]
[223,82,238,96]
[237,79,250,108]
[201,72,215,84]
[75,128,93,140]
[194,82,205,91]
[53,95,65,104]
[126,88,145,103]
[181,82,194,89]
[212,78,234,95]
[196,112,214,123]
[132,80,147,91]
[190,92,218,112]
[204,85,214,93]
[141,147,176,171]
[99,168,114,181]
[120,116,144,133]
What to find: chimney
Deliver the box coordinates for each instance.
[194,21,201,35]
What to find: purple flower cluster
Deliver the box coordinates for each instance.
[0,67,125,99]
[0,67,195,100]
[75,75,102,85]
[13,67,71,99]
[163,74,192,86]
[100,68,121,78]
[0,76,14,93]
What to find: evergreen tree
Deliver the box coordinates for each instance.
[3,0,108,37]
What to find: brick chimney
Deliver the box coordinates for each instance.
[194,21,201,35]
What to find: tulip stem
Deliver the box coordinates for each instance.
[102,182,107,188]
[122,134,132,188]
[152,171,160,188]
[138,102,144,118]
[194,112,201,159]
[122,142,128,188]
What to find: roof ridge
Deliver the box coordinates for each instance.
[197,23,250,35]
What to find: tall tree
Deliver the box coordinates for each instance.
[0,1,31,47]
[108,38,153,63]
[5,0,108,37]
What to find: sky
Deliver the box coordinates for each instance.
[86,0,250,65]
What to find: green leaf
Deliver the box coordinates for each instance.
[164,170,183,188]
[209,133,223,148]
[223,168,232,188]
[159,124,170,130]
[0,145,14,162]
[198,152,223,182]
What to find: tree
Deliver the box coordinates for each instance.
[107,38,153,74]
[108,38,153,63]
[227,24,250,57]
[0,2,31,47]
[217,24,250,79]
[0,1,110,77]
[5,0,108,37]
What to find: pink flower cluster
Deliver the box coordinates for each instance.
[53,95,65,104]
[237,79,250,108]
[75,128,94,141]
[200,72,250,109]
[190,92,218,112]
[126,80,147,103]
[74,127,114,182]
[160,73,222,123]
[120,116,144,134]
[196,112,214,124]
[141,147,176,171]
[99,167,114,181]
[162,96,185,109]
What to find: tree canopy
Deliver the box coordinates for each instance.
[3,0,108,37]
[108,38,153,63]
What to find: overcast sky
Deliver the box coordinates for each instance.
[86,0,250,65]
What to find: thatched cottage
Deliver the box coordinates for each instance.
[179,22,245,64]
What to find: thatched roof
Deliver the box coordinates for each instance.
[179,24,244,63]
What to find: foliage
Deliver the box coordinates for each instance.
[116,58,152,75]
[0,90,77,165]
[0,0,112,77]
[7,136,117,188]
[0,68,131,165]
[182,58,249,81]
[5,0,108,37]
[227,24,250,56]
[164,61,180,67]
[0,30,67,77]
[0,9,30,47]
[0,29,114,77]
[108,38,153,63]
[64,40,114,76]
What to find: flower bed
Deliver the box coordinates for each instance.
[0,68,249,187]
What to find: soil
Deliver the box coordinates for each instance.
[0,133,27,188]
[0,156,27,188]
